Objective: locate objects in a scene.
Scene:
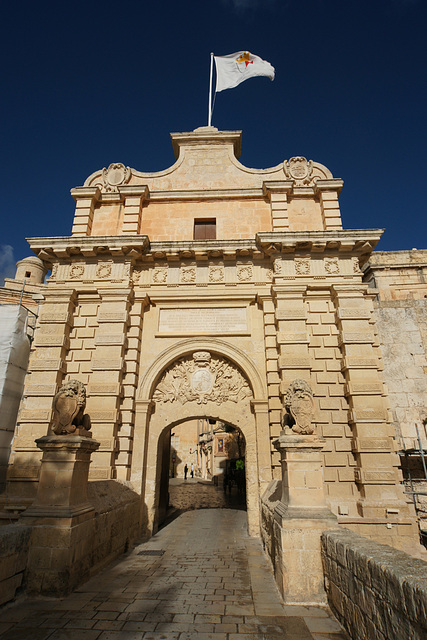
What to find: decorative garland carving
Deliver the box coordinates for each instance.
[153,351,252,406]
[237,265,253,281]
[152,267,168,284]
[209,266,224,283]
[69,264,85,279]
[282,379,315,435]
[181,267,196,283]
[96,263,112,279]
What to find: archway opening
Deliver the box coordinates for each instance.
[157,417,247,528]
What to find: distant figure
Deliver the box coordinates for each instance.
[191,463,194,478]
[184,464,188,480]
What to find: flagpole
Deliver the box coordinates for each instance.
[208,52,214,126]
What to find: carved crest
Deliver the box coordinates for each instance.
[284,157,313,185]
[283,379,315,435]
[52,380,91,436]
[153,352,252,406]
[102,163,131,192]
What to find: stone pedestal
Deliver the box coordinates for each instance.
[22,434,100,596]
[273,432,338,605]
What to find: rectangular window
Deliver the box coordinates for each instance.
[194,219,216,240]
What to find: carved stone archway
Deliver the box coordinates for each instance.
[132,339,269,538]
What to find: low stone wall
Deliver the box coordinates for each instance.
[88,480,140,573]
[0,524,31,605]
[24,480,141,597]
[321,528,427,640]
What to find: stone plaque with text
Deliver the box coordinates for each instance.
[158,307,247,333]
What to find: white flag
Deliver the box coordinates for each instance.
[214,51,275,93]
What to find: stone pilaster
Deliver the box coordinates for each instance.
[332,285,410,518]
[119,186,149,235]
[258,291,280,444]
[88,288,133,480]
[70,187,100,236]
[263,181,293,231]
[6,289,77,510]
[273,285,311,389]
[316,180,343,230]
[116,294,149,481]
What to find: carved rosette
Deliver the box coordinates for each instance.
[51,380,91,436]
[102,163,131,193]
[153,352,252,406]
[295,258,310,275]
[282,379,315,435]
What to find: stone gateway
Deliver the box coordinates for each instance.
[2,126,424,602]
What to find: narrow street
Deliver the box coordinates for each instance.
[0,506,347,639]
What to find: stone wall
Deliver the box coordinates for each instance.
[0,524,31,606]
[321,528,427,640]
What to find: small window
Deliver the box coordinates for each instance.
[25,271,31,278]
[194,219,216,240]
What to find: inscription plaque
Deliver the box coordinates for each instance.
[158,307,247,333]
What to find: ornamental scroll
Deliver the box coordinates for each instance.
[153,352,252,406]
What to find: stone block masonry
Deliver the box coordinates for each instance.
[321,527,427,640]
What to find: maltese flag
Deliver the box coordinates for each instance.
[214,51,275,92]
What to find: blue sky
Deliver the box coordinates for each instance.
[1,0,426,282]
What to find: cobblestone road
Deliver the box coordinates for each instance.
[0,505,348,640]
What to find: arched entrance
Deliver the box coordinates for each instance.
[156,416,247,526]
[132,338,269,539]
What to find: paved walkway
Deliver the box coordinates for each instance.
[0,509,348,640]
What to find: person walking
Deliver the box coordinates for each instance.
[184,464,188,480]
[190,463,194,478]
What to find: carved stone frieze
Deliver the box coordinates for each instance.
[102,163,131,193]
[180,267,196,283]
[96,262,112,279]
[209,266,224,283]
[132,267,143,284]
[295,258,310,275]
[282,379,315,435]
[237,265,253,281]
[69,264,85,279]
[153,351,252,406]
[152,267,168,284]
[325,257,339,275]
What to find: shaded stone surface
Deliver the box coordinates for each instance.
[0,509,347,639]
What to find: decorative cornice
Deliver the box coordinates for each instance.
[27,229,384,265]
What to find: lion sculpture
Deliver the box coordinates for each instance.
[51,380,91,435]
[282,379,315,435]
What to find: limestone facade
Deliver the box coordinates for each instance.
[3,127,420,552]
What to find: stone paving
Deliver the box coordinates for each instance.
[0,507,348,640]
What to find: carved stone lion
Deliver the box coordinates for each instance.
[51,380,91,435]
[282,379,315,435]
